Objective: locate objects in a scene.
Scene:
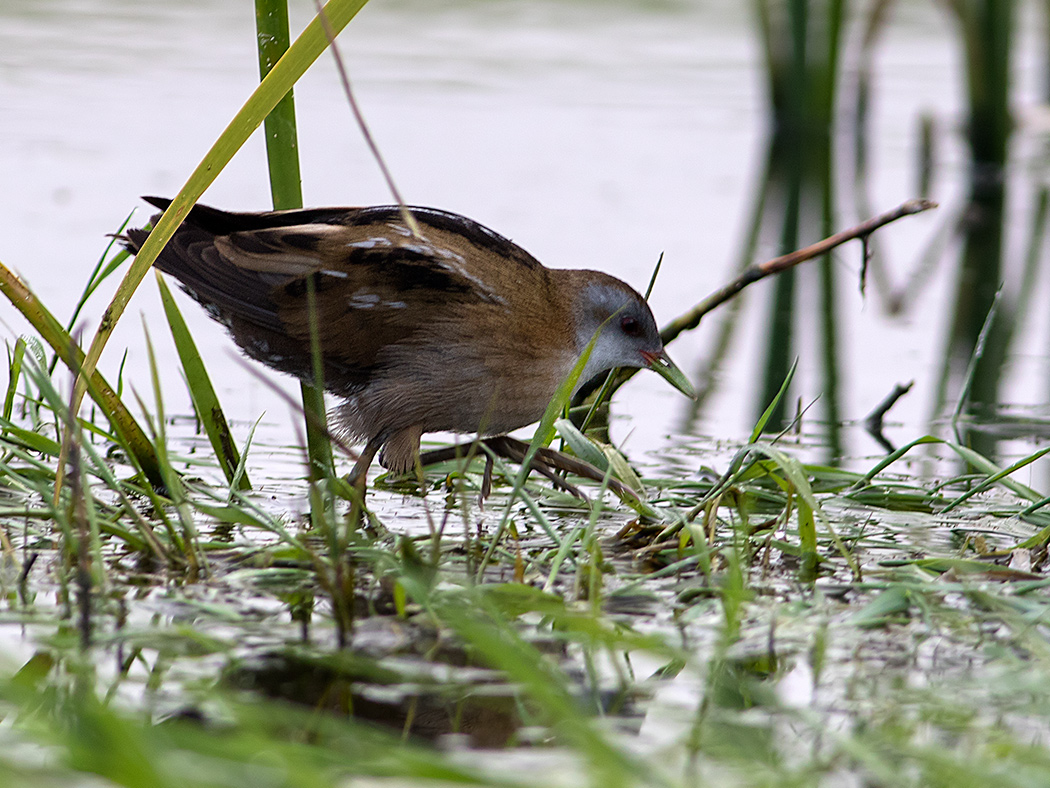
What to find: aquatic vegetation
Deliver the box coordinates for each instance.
[2,1,1050,786]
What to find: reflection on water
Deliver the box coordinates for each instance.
[2,1,1050,482]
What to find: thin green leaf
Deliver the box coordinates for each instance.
[4,338,26,421]
[477,328,603,578]
[750,357,798,443]
[156,271,250,490]
[0,259,163,488]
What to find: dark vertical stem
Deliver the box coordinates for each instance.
[936,1,1014,458]
[818,144,842,459]
[299,379,334,480]
[73,462,93,652]
[965,1,1012,170]
[759,133,801,428]
[752,0,843,454]
[255,0,335,480]
[788,0,808,126]
[65,391,93,650]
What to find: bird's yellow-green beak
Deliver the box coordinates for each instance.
[641,349,696,399]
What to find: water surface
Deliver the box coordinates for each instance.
[2,0,1048,482]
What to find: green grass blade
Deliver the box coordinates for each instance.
[797,496,819,581]
[554,417,610,471]
[750,356,798,443]
[434,591,661,788]
[13,350,177,564]
[851,435,942,489]
[477,330,601,578]
[0,257,163,488]
[256,0,304,210]
[746,441,859,579]
[951,285,1002,443]
[478,444,563,549]
[155,272,251,490]
[3,425,60,457]
[62,211,134,337]
[941,444,1050,512]
[138,320,204,573]
[4,338,26,421]
[853,435,1043,504]
[553,417,660,519]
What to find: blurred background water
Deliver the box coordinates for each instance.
[2,0,1050,484]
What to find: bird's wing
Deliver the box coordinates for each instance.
[140,203,530,391]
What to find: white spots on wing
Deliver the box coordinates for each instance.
[341,224,506,308]
[349,291,381,309]
[431,246,465,263]
[320,269,349,279]
[345,237,393,250]
[347,289,407,310]
[246,336,288,366]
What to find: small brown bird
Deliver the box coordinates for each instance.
[124,197,694,480]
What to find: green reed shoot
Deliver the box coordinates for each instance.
[155,272,250,491]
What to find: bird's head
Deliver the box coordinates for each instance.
[571,272,695,399]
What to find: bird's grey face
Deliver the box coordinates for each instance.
[575,284,659,372]
[574,280,695,398]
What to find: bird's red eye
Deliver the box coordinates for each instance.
[621,315,642,337]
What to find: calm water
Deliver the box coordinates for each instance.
[2,0,1049,485]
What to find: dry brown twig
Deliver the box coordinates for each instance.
[584,198,938,403]
[659,198,938,346]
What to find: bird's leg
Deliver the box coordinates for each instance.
[378,425,424,475]
[484,436,585,499]
[347,436,383,493]
[481,451,495,502]
[483,436,640,500]
[415,436,639,500]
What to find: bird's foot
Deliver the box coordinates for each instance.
[416,436,640,501]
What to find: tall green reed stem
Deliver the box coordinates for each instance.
[256,0,336,481]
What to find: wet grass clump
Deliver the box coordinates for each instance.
[3,311,1050,786]
[3,1,1050,785]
